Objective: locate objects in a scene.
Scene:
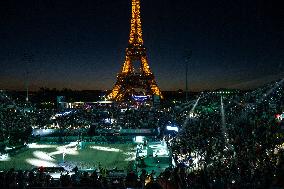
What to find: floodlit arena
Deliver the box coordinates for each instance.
[0,142,136,171]
[1,79,284,188]
[1,0,283,186]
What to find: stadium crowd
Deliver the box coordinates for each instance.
[0,167,166,189]
[1,80,284,188]
[168,80,284,188]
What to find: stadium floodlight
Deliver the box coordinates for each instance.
[166,126,179,132]
[134,136,144,143]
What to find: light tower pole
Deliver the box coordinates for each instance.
[185,50,192,102]
[23,53,33,103]
[25,72,29,102]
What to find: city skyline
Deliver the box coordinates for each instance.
[0,0,283,91]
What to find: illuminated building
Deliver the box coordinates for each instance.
[108,0,163,101]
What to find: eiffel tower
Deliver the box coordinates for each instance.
[108,0,163,101]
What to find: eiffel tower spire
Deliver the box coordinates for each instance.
[108,0,163,101]
[129,0,143,45]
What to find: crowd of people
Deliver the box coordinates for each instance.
[168,80,284,188]
[0,167,166,189]
[0,92,33,147]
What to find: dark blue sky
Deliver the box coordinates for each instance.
[0,0,283,91]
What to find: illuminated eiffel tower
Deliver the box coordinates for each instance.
[108,0,163,101]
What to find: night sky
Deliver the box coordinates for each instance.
[0,0,283,91]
